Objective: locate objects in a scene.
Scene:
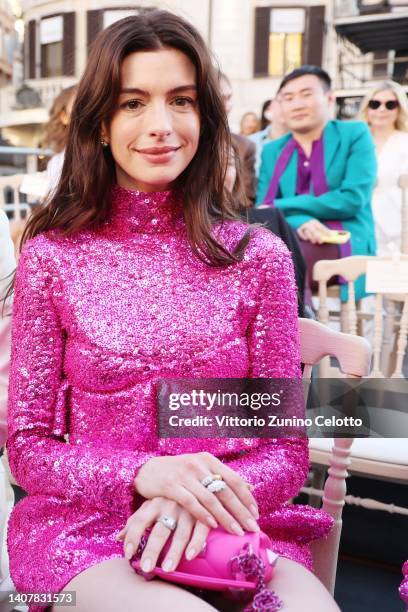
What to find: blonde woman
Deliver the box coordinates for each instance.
[359,80,408,255]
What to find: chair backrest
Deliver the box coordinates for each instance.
[299,318,372,595]
[313,255,408,377]
[398,173,408,254]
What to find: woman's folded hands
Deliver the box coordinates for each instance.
[116,452,260,571]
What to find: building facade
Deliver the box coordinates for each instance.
[1,0,408,146]
[0,0,19,88]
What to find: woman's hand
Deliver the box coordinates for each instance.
[116,497,210,573]
[134,452,259,536]
[297,219,331,244]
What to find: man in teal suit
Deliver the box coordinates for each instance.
[256,65,377,301]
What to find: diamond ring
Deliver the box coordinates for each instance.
[157,515,177,531]
[201,475,214,487]
[201,474,223,488]
[206,480,227,494]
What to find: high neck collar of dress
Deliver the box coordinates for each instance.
[110,183,184,234]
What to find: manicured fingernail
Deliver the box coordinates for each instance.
[162,558,174,572]
[207,516,218,528]
[231,522,245,536]
[142,558,152,572]
[247,518,260,532]
[186,547,196,560]
[250,504,259,519]
[125,543,134,560]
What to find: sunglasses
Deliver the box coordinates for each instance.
[368,99,399,110]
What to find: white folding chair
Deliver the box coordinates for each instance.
[299,318,371,594]
[307,261,408,521]
[313,255,408,377]
[398,173,408,255]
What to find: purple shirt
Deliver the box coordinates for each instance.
[294,135,326,196]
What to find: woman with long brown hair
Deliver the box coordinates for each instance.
[6,11,337,612]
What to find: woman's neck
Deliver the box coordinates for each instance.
[370,125,396,151]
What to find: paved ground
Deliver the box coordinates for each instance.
[335,557,405,612]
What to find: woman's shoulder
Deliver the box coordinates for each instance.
[19,228,89,266]
[393,130,408,146]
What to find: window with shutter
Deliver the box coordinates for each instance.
[373,50,389,77]
[87,8,155,56]
[87,10,102,54]
[28,20,36,79]
[254,5,325,77]
[303,5,325,67]
[63,12,76,76]
[40,16,63,77]
[254,7,305,77]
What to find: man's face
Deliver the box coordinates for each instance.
[278,74,332,134]
[219,77,233,116]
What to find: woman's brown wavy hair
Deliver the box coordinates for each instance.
[18,10,253,267]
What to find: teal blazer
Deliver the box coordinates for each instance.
[256,120,377,301]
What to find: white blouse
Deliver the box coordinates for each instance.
[0,211,15,448]
[372,130,408,255]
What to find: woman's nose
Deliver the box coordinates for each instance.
[146,104,173,137]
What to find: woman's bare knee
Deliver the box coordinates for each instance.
[52,557,218,612]
[265,557,341,612]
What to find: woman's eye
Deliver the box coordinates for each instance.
[121,99,143,110]
[173,97,195,107]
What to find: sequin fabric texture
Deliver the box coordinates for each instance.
[400,560,408,608]
[6,185,333,611]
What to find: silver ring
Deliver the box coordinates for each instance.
[201,475,215,488]
[157,515,177,531]
[207,480,227,494]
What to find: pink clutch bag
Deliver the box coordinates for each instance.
[130,527,283,610]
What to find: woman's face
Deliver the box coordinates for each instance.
[102,48,200,192]
[367,89,399,131]
[240,112,258,135]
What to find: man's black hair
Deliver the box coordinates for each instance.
[278,65,332,93]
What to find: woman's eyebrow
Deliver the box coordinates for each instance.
[120,85,197,95]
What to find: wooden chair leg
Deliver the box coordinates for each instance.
[309,465,327,507]
[382,298,397,376]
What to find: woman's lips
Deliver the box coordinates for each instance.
[135,145,181,164]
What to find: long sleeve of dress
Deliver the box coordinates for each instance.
[224,234,309,513]
[6,240,156,517]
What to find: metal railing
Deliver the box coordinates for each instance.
[0,146,53,174]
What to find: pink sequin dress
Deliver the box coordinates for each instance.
[400,560,408,610]
[6,185,333,611]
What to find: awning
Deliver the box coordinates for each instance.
[335,12,408,53]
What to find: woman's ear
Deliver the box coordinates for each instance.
[59,109,70,127]
[100,121,110,145]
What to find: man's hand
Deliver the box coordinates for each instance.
[297,219,331,244]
